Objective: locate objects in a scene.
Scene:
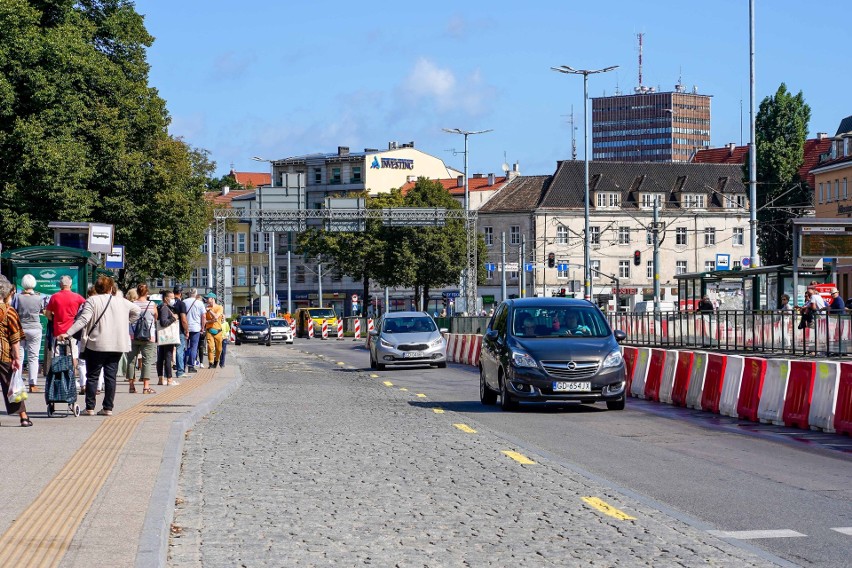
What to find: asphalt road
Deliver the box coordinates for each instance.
[290,338,852,568]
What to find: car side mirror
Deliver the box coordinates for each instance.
[614,329,627,343]
[485,329,499,341]
[439,328,448,334]
[369,329,379,336]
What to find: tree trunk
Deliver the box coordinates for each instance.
[362,275,369,316]
[422,284,430,313]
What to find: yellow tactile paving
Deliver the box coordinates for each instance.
[0,370,216,567]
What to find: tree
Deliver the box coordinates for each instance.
[751,83,812,265]
[0,0,210,282]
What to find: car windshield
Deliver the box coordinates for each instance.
[240,317,268,326]
[511,306,610,338]
[269,320,289,328]
[383,317,437,334]
[308,309,335,319]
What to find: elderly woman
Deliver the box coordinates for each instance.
[0,275,32,426]
[58,275,140,416]
[15,274,44,393]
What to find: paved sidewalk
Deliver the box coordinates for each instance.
[0,359,242,568]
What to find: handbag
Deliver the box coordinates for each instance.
[157,320,181,345]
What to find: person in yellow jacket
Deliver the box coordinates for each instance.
[204,293,225,368]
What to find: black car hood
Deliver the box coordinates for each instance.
[509,336,616,361]
[238,324,268,332]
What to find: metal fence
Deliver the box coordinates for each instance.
[345,316,489,336]
[607,310,852,357]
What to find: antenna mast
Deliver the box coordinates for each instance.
[637,32,644,89]
[570,105,577,160]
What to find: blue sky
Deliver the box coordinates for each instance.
[134,0,850,179]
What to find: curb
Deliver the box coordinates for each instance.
[135,367,244,568]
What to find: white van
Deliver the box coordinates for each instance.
[633,301,676,313]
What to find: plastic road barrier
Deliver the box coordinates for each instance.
[367,318,375,334]
[719,355,745,418]
[685,351,709,410]
[757,359,791,425]
[307,318,314,339]
[353,318,361,340]
[834,363,852,436]
[446,334,457,362]
[630,348,651,398]
[808,361,840,432]
[701,354,729,414]
[622,347,640,391]
[643,349,667,401]
[737,357,767,422]
[671,351,694,407]
[337,319,344,340]
[458,335,468,364]
[659,350,679,404]
[321,319,328,340]
[782,361,817,429]
[469,335,482,366]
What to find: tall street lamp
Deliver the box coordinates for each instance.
[442,127,492,314]
[251,156,278,315]
[551,64,618,302]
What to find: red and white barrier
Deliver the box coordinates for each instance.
[737,357,767,421]
[643,349,667,401]
[337,319,344,340]
[808,361,839,432]
[685,351,709,409]
[671,351,694,407]
[446,334,457,361]
[719,355,745,418]
[622,346,640,391]
[469,335,482,366]
[782,361,816,429]
[630,348,652,398]
[701,354,728,414]
[229,326,236,343]
[307,319,314,339]
[367,318,375,334]
[353,318,361,340]
[321,319,328,340]
[757,359,790,425]
[834,363,852,436]
[658,350,679,404]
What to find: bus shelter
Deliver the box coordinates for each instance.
[1,246,99,297]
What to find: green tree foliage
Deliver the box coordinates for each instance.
[751,83,812,265]
[0,0,211,282]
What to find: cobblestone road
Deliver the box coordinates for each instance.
[169,347,779,567]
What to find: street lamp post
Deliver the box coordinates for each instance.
[252,156,278,314]
[443,127,492,314]
[551,64,618,302]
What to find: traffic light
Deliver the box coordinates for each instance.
[633,250,641,266]
[560,288,566,297]
[547,252,555,268]
[442,297,448,308]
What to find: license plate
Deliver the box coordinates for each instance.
[553,381,591,392]
[245,334,257,338]
[403,351,424,358]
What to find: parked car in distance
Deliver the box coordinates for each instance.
[479,298,627,411]
[234,316,271,346]
[294,307,338,338]
[268,318,294,344]
[369,312,448,370]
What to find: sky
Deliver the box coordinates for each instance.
[133,0,851,179]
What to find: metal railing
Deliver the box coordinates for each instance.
[607,310,852,357]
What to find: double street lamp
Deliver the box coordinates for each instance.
[551,64,618,302]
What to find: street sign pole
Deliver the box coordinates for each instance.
[501,232,507,302]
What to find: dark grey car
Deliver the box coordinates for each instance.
[479,298,627,411]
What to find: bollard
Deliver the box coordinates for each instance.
[307,319,314,339]
[337,319,344,340]
[321,319,328,340]
[353,318,361,340]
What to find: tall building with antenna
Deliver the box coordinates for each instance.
[591,34,712,162]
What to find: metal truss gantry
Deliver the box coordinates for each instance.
[213,207,478,311]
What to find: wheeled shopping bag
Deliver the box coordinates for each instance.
[44,340,80,417]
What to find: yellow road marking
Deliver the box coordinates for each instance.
[336,361,345,365]
[399,388,408,391]
[501,450,536,465]
[416,393,426,398]
[433,409,445,414]
[369,374,379,378]
[383,381,393,386]
[581,497,636,521]
[453,423,477,434]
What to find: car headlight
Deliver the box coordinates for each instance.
[511,351,538,368]
[602,350,623,368]
[380,338,394,349]
[429,336,444,348]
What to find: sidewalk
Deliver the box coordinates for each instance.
[0,359,242,568]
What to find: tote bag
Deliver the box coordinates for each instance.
[157,320,181,345]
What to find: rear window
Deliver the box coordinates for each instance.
[511,306,610,338]
[383,317,437,334]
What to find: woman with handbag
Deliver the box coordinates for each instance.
[0,275,33,426]
[127,283,158,395]
[156,290,180,386]
[204,293,225,368]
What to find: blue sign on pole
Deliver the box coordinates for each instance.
[742,256,751,268]
[524,263,534,272]
[715,253,731,271]
[485,263,496,272]
[557,263,569,271]
[105,245,124,269]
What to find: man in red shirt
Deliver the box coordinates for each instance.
[45,275,85,360]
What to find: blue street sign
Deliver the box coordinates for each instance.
[524,263,534,272]
[442,291,460,298]
[715,253,731,271]
[742,256,751,268]
[105,245,124,269]
[557,263,569,271]
[484,263,496,271]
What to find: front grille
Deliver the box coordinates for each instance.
[397,343,429,351]
[541,360,600,380]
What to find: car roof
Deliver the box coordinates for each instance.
[505,297,596,308]
[383,311,431,319]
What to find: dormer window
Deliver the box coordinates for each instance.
[641,193,664,209]
[596,192,620,209]
[683,194,705,209]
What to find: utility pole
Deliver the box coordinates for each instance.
[521,235,527,298]
[317,256,323,308]
[501,232,507,302]
[653,197,661,313]
[748,0,758,268]
[286,249,292,315]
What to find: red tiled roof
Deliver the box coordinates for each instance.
[230,170,271,188]
[205,189,255,207]
[400,176,508,196]
[801,138,833,187]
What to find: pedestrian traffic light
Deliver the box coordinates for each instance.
[547,252,555,268]
[442,297,448,308]
[633,250,641,266]
[560,288,566,297]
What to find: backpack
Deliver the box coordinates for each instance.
[133,301,154,341]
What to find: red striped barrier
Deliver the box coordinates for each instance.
[469,335,482,366]
[809,362,839,432]
[458,335,468,364]
[737,357,767,422]
[446,334,457,362]
[367,318,374,334]
[353,318,361,340]
[671,351,694,407]
[782,361,816,429]
[701,353,728,414]
[643,349,667,402]
[321,319,328,340]
[622,347,639,392]
[337,319,344,340]
[307,319,314,339]
[834,363,852,436]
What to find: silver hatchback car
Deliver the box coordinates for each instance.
[369,312,447,370]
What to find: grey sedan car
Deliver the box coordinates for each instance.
[369,312,447,370]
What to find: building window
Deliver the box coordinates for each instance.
[237,233,246,253]
[844,178,848,200]
[676,227,687,245]
[296,266,305,284]
[735,195,746,208]
[200,239,208,254]
[704,260,716,272]
[837,180,841,200]
[732,260,742,271]
[596,193,606,208]
[483,226,493,246]
[641,193,662,209]
[263,233,271,252]
[618,260,630,279]
[557,261,569,278]
[684,194,705,208]
[590,259,600,280]
[486,267,494,280]
[590,226,600,245]
[190,269,199,288]
[313,167,322,184]
[509,225,520,245]
[646,260,654,279]
[596,192,620,208]
[556,225,569,244]
[676,261,687,275]
[352,166,362,183]
[609,193,620,207]
[237,266,247,286]
[251,266,261,283]
[331,167,341,184]
[618,227,631,245]
[819,183,824,203]
[510,270,519,280]
[733,227,744,246]
[226,233,236,253]
[251,232,260,253]
[704,227,716,246]
[155,277,164,288]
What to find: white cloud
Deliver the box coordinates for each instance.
[398,57,494,116]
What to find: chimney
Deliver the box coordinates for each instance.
[457,175,464,187]
[338,146,349,156]
[507,162,521,180]
[817,132,829,140]
[388,141,397,150]
[727,142,737,155]
[487,173,495,186]
[222,185,230,196]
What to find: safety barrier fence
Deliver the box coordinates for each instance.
[606,311,852,357]
[345,316,490,336]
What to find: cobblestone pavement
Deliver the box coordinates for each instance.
[168,348,780,567]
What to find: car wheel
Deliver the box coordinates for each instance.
[235,339,241,346]
[376,360,386,371]
[606,397,626,411]
[480,367,497,405]
[500,374,518,411]
[266,340,271,346]
[436,361,447,369]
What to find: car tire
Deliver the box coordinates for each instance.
[606,397,626,411]
[376,362,386,371]
[235,339,241,346]
[500,375,518,411]
[480,367,497,405]
[436,361,447,369]
[265,339,271,346]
